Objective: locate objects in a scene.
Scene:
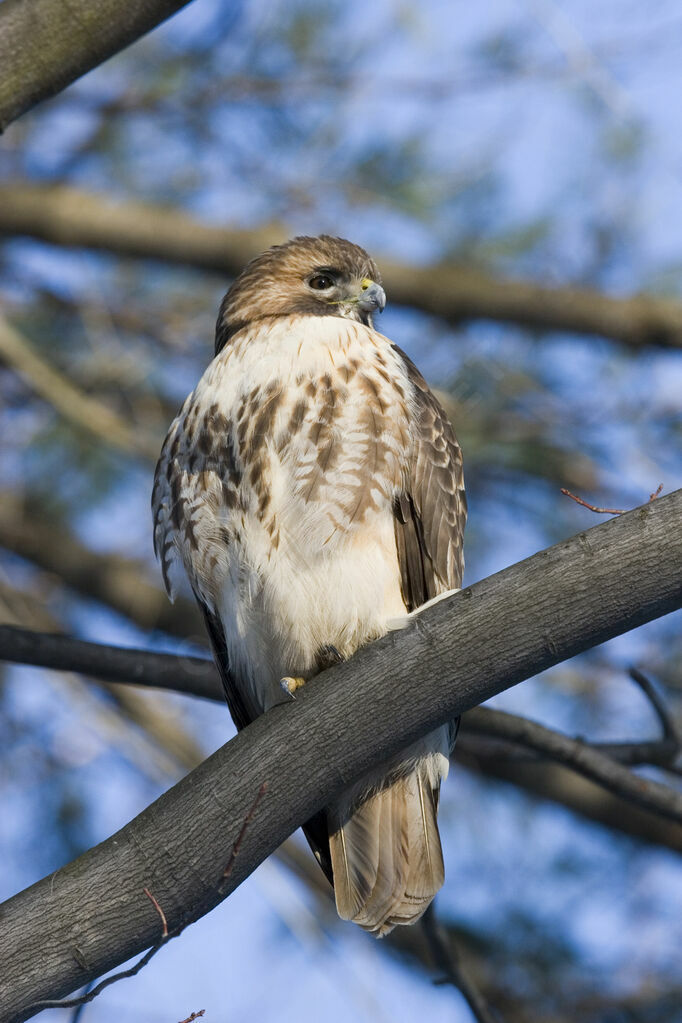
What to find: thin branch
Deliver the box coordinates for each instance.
[178,1014,205,1023]
[3,182,682,350]
[464,707,682,824]
[0,625,219,700]
[221,782,269,885]
[143,887,168,938]
[560,483,663,515]
[422,905,501,1023]
[629,667,680,742]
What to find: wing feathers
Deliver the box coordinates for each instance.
[392,346,466,611]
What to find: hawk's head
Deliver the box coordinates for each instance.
[215,235,385,355]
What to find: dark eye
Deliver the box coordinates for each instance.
[309,273,335,291]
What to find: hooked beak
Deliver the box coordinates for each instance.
[357,278,386,314]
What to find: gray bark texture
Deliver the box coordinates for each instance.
[0,0,194,132]
[1,491,681,1022]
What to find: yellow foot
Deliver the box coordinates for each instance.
[280,676,306,699]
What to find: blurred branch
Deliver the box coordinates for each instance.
[629,666,679,743]
[0,578,205,777]
[0,0,195,132]
[0,494,201,638]
[422,905,502,1023]
[457,749,682,852]
[463,707,682,824]
[2,183,682,350]
[1,493,681,1020]
[0,314,158,458]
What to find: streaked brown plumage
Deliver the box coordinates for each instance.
[152,235,466,934]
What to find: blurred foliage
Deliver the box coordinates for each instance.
[1,1,681,1020]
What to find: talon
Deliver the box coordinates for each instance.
[280,676,306,699]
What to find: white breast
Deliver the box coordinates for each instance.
[154,315,416,717]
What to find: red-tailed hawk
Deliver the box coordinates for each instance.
[152,236,466,935]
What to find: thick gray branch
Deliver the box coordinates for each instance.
[1,491,681,1022]
[0,0,194,132]
[2,183,682,350]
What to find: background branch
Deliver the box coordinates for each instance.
[0,495,201,637]
[0,314,158,458]
[1,493,680,1022]
[1,182,682,350]
[0,0,195,132]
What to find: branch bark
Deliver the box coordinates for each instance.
[1,492,681,1021]
[0,0,195,132]
[2,183,682,350]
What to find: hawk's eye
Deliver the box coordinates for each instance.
[308,273,335,291]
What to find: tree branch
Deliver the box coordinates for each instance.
[0,314,158,459]
[3,623,679,821]
[463,708,681,823]
[2,183,682,350]
[422,905,501,1023]
[0,492,680,1021]
[0,494,201,638]
[0,0,195,132]
[0,626,217,699]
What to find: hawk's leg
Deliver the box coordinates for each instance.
[280,675,306,699]
[280,645,343,699]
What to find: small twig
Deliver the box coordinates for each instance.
[178,1012,205,1023]
[421,904,501,1023]
[463,707,682,823]
[560,484,663,515]
[629,668,680,743]
[69,981,94,1022]
[22,889,173,1014]
[221,782,268,885]
[144,886,169,937]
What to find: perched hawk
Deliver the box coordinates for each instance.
[152,236,466,935]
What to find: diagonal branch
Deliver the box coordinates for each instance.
[0,0,195,132]
[0,491,680,1021]
[0,494,201,638]
[463,707,681,823]
[0,314,158,459]
[2,183,682,350]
